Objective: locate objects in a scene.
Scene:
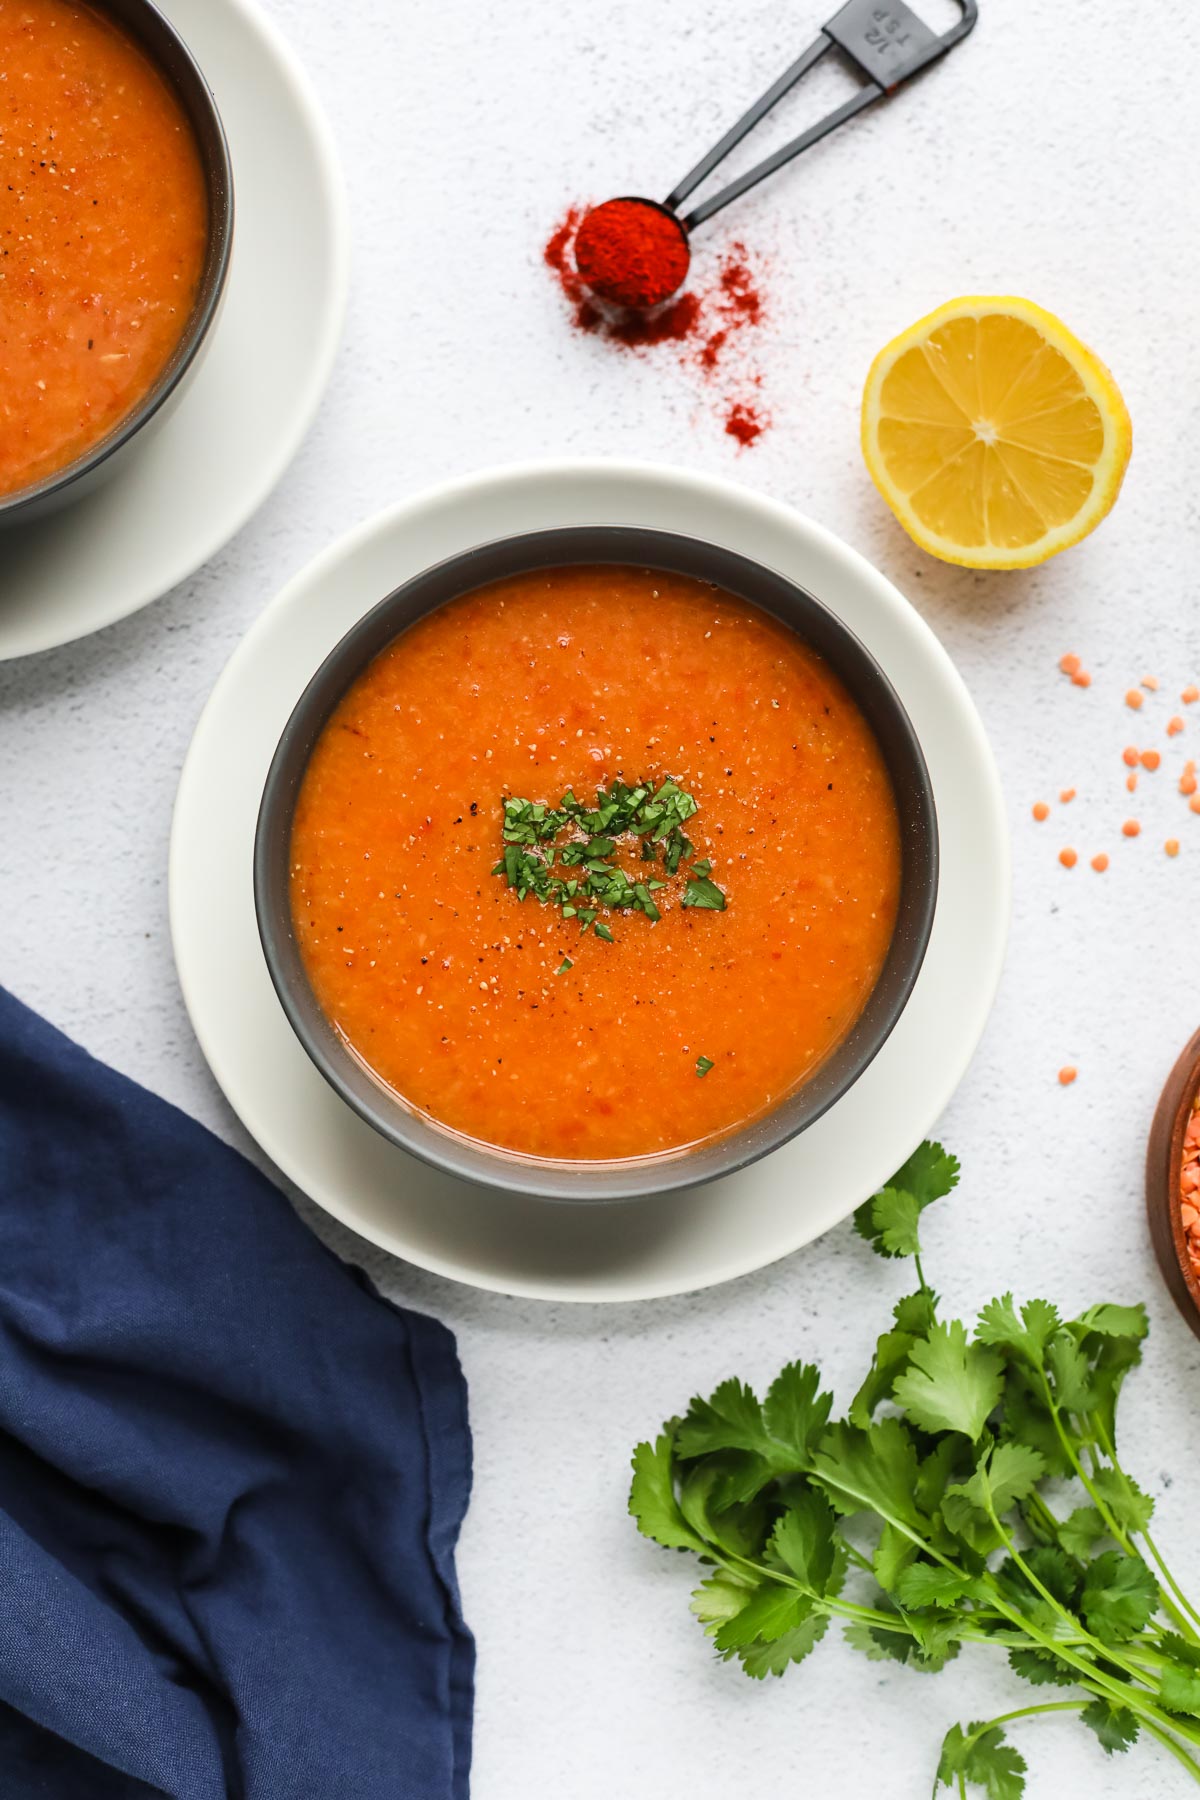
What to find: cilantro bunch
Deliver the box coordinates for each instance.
[630,1143,1200,1795]
[494,778,726,939]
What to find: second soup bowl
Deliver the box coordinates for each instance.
[254,526,939,1202]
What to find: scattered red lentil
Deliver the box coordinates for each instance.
[1181,1097,1200,1275]
[1059,653,1092,687]
[1045,655,1200,881]
[1058,1065,1078,1086]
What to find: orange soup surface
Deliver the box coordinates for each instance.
[0,0,209,496]
[291,567,903,1162]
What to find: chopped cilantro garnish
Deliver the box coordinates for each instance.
[492,778,728,940]
[696,1055,715,1077]
[681,875,727,912]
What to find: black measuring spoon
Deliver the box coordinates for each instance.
[574,0,978,309]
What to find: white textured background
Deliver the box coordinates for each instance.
[2,0,1199,1794]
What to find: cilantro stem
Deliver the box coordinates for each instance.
[1091,1420,1200,1642]
[1141,1527,1200,1641]
[976,1491,1200,1748]
[1028,1372,1200,1647]
[1037,1370,1131,1548]
[965,1701,1088,1739]
[1142,1718,1200,1786]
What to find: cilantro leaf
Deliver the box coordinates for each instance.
[854,1140,959,1260]
[712,1581,815,1655]
[677,1461,770,1556]
[873,1520,918,1594]
[1080,1551,1159,1642]
[1058,1506,1108,1558]
[863,1188,923,1257]
[943,1442,1046,1541]
[1160,1632,1200,1670]
[810,1417,926,1535]
[1046,1331,1094,1414]
[709,1577,830,1678]
[738,1611,828,1679]
[972,1441,1045,1512]
[771,1489,846,1596]
[907,1608,962,1671]
[1089,1466,1154,1534]
[690,1572,755,1636]
[849,1327,916,1428]
[976,1295,1061,1363]
[629,1435,706,1552]
[1080,1700,1140,1754]
[891,1140,962,1209]
[763,1361,835,1458]
[1008,1647,1076,1688]
[936,1722,1027,1799]
[892,1320,1004,1440]
[674,1365,832,1498]
[1000,1365,1073,1478]
[894,1288,939,1334]
[1076,1303,1149,1341]
[843,1614,914,1664]
[895,1563,979,1610]
[1160,1666,1200,1717]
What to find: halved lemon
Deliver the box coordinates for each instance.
[862,297,1132,569]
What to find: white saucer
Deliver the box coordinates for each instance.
[0,0,348,661]
[169,462,1010,1302]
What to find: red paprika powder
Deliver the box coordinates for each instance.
[542,206,773,449]
[573,198,691,310]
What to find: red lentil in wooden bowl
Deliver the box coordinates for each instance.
[1146,1025,1200,1339]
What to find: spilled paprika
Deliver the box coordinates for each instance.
[543,206,773,448]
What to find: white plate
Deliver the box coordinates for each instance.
[170,462,1010,1302]
[0,0,348,661]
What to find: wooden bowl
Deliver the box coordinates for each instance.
[1147,1025,1200,1339]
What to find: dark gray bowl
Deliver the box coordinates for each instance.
[0,0,233,527]
[255,527,939,1203]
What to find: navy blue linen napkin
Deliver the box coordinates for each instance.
[0,986,473,1799]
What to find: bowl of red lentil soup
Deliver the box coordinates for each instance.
[1147,1027,1200,1340]
[254,527,939,1204]
[0,0,233,526]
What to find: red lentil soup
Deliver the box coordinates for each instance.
[290,566,903,1163]
[0,0,209,497]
